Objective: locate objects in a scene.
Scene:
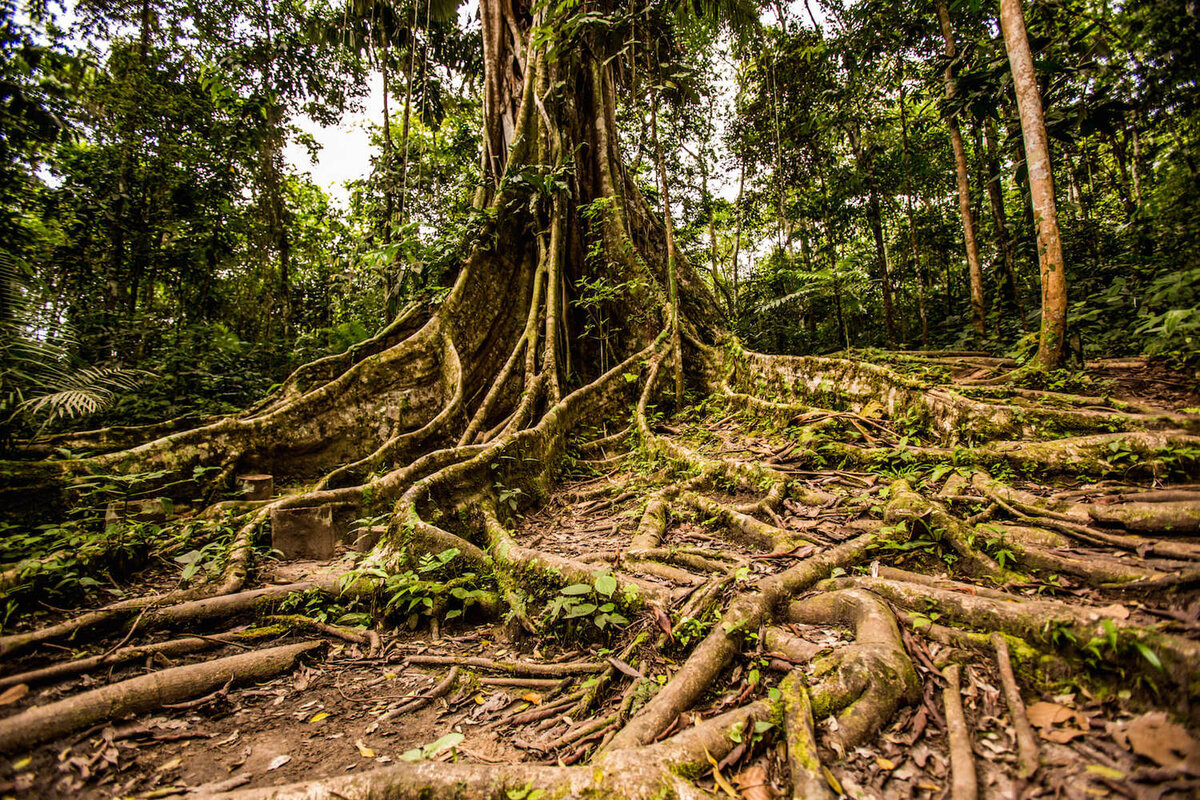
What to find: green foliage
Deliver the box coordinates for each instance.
[339,546,493,627]
[543,571,630,632]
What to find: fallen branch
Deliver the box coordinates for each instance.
[0,640,321,753]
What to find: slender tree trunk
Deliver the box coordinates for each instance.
[730,161,745,318]
[817,161,849,351]
[1110,133,1135,213]
[1128,125,1143,204]
[898,85,929,346]
[981,118,1023,324]
[382,42,394,244]
[650,94,683,407]
[847,125,897,345]
[1000,0,1067,369]
[397,1,419,225]
[381,42,402,320]
[697,143,733,312]
[935,0,986,336]
[770,62,789,258]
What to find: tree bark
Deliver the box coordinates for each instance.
[650,93,684,408]
[936,0,986,336]
[898,84,929,346]
[1000,0,1068,369]
[981,118,1023,324]
[847,124,897,345]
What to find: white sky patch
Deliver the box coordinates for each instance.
[285,71,382,207]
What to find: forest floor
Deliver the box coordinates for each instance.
[2,352,1200,800]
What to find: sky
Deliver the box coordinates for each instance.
[284,72,382,206]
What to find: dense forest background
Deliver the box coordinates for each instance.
[2,0,1198,440]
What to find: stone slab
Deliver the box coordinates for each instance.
[271,505,336,560]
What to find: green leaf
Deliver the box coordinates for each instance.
[1135,642,1164,671]
[560,583,592,596]
[564,602,597,619]
[593,574,617,597]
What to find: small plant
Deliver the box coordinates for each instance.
[337,547,493,629]
[398,732,465,762]
[543,571,629,631]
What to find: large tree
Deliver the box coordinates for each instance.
[3,1,1200,798]
[1000,0,1068,369]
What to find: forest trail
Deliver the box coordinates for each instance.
[1,352,1199,799]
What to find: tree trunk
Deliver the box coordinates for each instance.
[650,93,684,408]
[936,0,986,336]
[397,0,419,226]
[981,118,1023,324]
[1000,0,1067,370]
[847,124,897,345]
[898,85,929,346]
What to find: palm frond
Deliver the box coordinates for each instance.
[16,367,146,425]
[671,0,762,38]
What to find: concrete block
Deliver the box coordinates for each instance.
[105,498,169,529]
[345,525,385,552]
[271,505,336,560]
[236,474,274,501]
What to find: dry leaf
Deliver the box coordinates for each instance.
[156,757,182,773]
[822,766,843,795]
[1110,712,1200,775]
[703,747,740,799]
[650,604,673,641]
[733,763,775,800]
[607,657,642,679]
[308,711,330,724]
[1095,604,1130,620]
[1085,764,1125,781]
[267,754,291,771]
[876,757,897,770]
[1027,701,1088,742]
[0,684,28,705]
[521,692,542,706]
[355,740,375,758]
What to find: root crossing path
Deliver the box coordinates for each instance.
[2,350,1200,800]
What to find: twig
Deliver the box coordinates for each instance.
[379,666,459,721]
[991,633,1039,778]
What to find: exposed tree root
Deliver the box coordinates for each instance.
[5,331,1200,800]
[0,641,320,752]
[942,663,979,800]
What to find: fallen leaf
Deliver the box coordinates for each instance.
[12,756,31,770]
[355,740,375,758]
[308,711,330,724]
[703,747,740,799]
[876,757,897,770]
[822,766,843,795]
[1027,701,1088,742]
[521,692,543,706]
[607,657,642,679]
[1109,712,1200,775]
[1027,701,1072,727]
[733,763,775,800]
[650,605,673,641]
[267,754,291,771]
[1085,764,1125,781]
[156,757,182,773]
[0,684,28,705]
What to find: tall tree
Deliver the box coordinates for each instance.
[935,0,986,336]
[1000,0,1067,369]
